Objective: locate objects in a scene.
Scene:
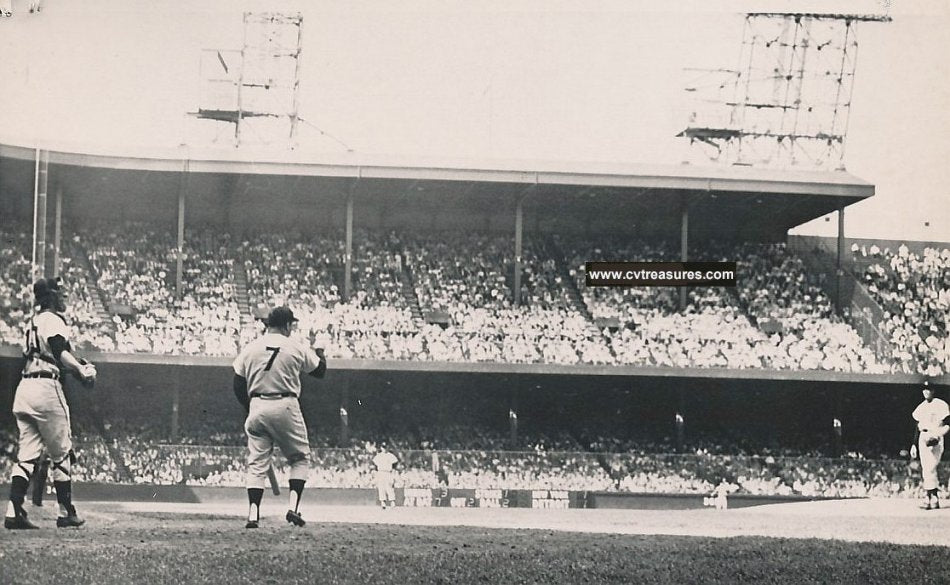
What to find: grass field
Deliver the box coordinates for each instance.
[1,508,950,585]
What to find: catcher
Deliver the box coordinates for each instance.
[910,381,949,510]
[4,277,96,529]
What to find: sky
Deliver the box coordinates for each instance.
[0,0,946,242]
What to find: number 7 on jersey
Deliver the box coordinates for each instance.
[264,347,280,371]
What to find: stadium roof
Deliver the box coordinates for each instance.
[0,142,873,237]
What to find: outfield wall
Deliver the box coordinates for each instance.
[0,351,942,453]
[8,483,835,511]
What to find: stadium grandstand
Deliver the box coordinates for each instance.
[1,141,947,501]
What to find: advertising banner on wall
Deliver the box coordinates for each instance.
[399,488,589,509]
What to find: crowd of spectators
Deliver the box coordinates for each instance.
[728,242,888,372]
[0,224,112,350]
[1,422,936,499]
[238,229,419,360]
[238,229,343,310]
[856,243,950,376]
[85,222,176,314]
[351,230,410,310]
[564,236,768,368]
[562,236,892,372]
[0,224,34,347]
[59,237,116,352]
[402,233,612,364]
[0,224,941,374]
[81,223,246,355]
[405,231,514,315]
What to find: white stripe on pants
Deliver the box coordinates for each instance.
[919,434,944,491]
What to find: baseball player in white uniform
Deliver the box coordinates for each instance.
[372,443,399,509]
[5,278,96,530]
[910,381,949,510]
[232,306,326,529]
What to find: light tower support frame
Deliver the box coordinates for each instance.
[679,13,889,170]
[192,12,304,149]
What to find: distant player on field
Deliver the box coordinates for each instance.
[910,381,949,510]
[232,306,326,528]
[372,442,399,509]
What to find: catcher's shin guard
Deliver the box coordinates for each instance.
[31,457,50,506]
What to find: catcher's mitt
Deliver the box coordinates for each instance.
[926,436,940,447]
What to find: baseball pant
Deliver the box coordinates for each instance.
[376,471,395,502]
[11,378,73,482]
[918,433,944,491]
[245,398,311,489]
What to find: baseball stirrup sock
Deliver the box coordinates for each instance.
[6,476,30,518]
[247,488,264,522]
[289,479,305,513]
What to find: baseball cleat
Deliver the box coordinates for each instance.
[245,520,259,529]
[4,515,39,530]
[56,514,85,528]
[285,510,305,527]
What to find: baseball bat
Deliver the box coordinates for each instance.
[267,464,281,495]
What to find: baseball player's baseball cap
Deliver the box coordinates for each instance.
[266,306,299,328]
[32,277,61,300]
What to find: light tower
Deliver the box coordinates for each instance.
[191,12,303,148]
[679,13,890,169]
